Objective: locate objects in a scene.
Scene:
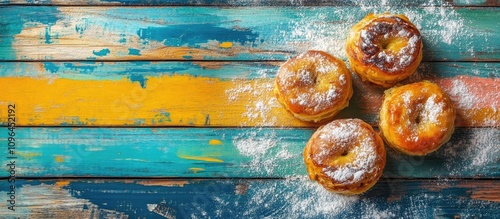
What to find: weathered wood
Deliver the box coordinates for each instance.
[0,179,498,218]
[0,62,498,127]
[1,0,498,6]
[0,6,498,61]
[1,127,497,178]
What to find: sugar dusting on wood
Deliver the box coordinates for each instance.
[226,69,280,126]
[442,128,500,175]
[287,1,468,61]
[224,2,497,217]
[232,130,296,175]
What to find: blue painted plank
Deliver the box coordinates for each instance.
[0,127,497,178]
[0,6,498,61]
[0,179,498,218]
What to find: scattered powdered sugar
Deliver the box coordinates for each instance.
[315,122,361,164]
[402,91,412,110]
[285,1,470,61]
[422,95,444,124]
[289,86,340,112]
[440,76,499,126]
[226,69,279,126]
[442,128,500,174]
[314,121,378,184]
[221,2,495,218]
[280,52,345,113]
[360,202,397,219]
[443,77,476,110]
[274,177,359,218]
[360,17,421,73]
[232,130,295,174]
[324,137,377,184]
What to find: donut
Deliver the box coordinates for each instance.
[303,119,386,194]
[274,50,353,122]
[379,81,456,156]
[346,13,423,88]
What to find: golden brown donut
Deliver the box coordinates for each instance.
[274,50,353,122]
[303,119,386,194]
[346,13,423,88]
[379,81,456,156]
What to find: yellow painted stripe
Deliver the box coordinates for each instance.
[189,168,205,173]
[178,155,224,163]
[0,75,497,127]
[0,75,306,126]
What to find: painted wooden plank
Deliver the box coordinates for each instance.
[0,62,498,127]
[0,127,497,178]
[0,6,498,61]
[0,178,498,218]
[1,0,498,6]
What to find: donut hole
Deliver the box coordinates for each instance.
[297,66,318,86]
[341,150,349,156]
[380,40,390,50]
[380,37,408,53]
[415,114,422,124]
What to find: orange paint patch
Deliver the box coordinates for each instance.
[209,139,223,145]
[219,42,233,48]
[55,180,71,188]
[55,156,65,163]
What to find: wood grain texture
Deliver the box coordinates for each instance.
[0,127,497,178]
[1,0,498,6]
[0,2,498,218]
[0,179,498,218]
[0,6,498,61]
[0,62,498,127]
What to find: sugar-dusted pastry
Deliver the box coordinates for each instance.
[379,80,456,155]
[304,119,386,194]
[274,50,353,122]
[346,13,423,87]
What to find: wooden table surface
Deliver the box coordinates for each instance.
[0,0,499,218]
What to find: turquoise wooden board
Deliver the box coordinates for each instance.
[0,6,498,61]
[0,179,498,218]
[1,127,497,178]
[1,0,497,6]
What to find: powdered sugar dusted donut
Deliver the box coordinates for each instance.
[274,50,353,122]
[303,119,386,194]
[346,13,423,87]
[379,81,456,156]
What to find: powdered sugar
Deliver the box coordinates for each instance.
[226,69,279,126]
[422,95,444,124]
[359,17,421,73]
[285,1,469,62]
[444,78,476,110]
[324,137,377,183]
[313,120,379,184]
[443,128,500,174]
[278,52,347,113]
[232,130,296,175]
